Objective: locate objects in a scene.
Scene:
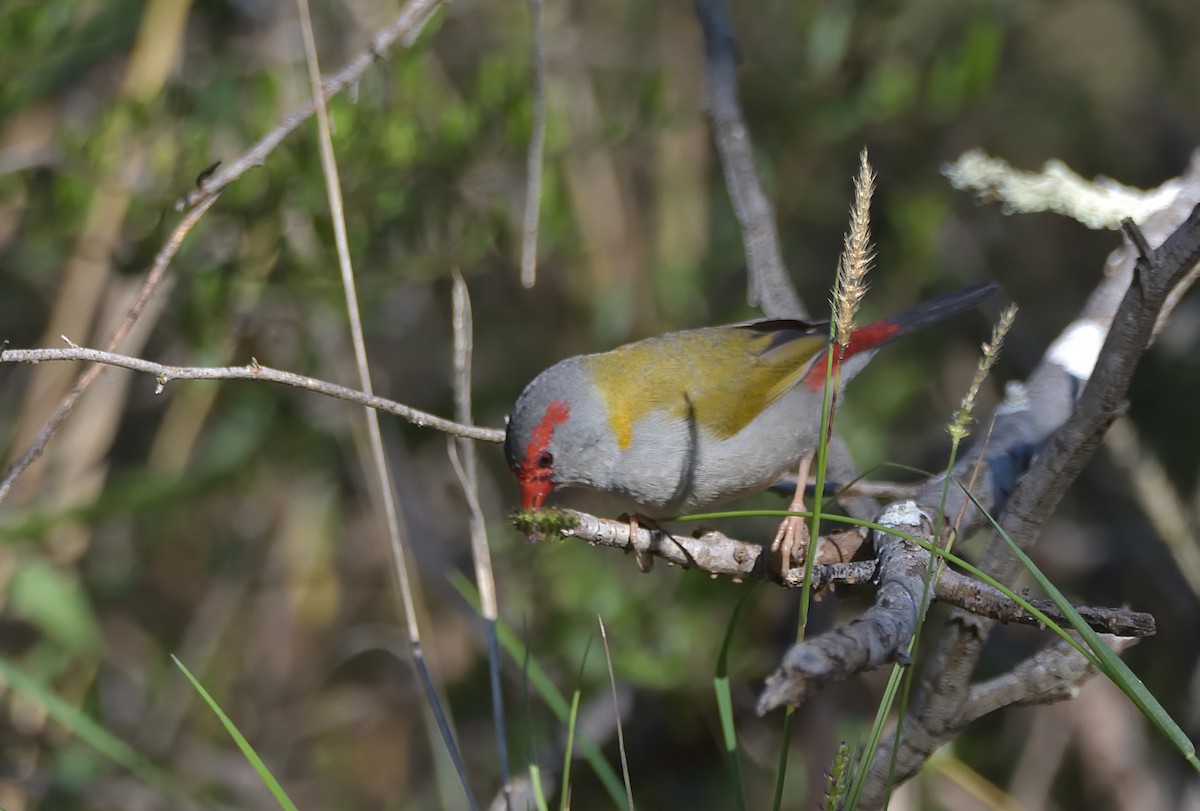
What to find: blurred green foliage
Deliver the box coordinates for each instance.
[0,1,1198,809]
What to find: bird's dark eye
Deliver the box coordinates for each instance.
[536,451,553,468]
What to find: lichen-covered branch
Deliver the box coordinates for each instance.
[515,508,1154,639]
[856,151,1200,808]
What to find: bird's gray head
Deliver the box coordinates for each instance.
[505,357,609,509]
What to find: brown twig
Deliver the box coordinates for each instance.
[963,635,1137,721]
[0,347,505,444]
[693,0,803,319]
[759,502,934,711]
[174,0,444,212]
[520,0,547,289]
[0,194,218,506]
[521,508,1153,637]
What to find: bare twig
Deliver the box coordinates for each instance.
[520,0,547,288]
[175,0,444,211]
[935,568,1154,637]
[693,0,803,319]
[964,635,1136,721]
[0,347,505,443]
[0,194,218,506]
[759,502,934,712]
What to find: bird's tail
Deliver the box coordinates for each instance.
[845,281,1000,356]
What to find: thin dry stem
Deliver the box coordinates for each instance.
[597,617,636,811]
[949,304,1018,441]
[297,4,480,809]
[520,0,547,288]
[450,271,499,619]
[296,0,421,646]
[0,347,505,443]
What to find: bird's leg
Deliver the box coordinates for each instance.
[770,453,813,579]
[620,513,655,573]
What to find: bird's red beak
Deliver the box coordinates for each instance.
[519,475,553,510]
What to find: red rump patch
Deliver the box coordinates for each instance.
[802,320,901,390]
[517,400,570,509]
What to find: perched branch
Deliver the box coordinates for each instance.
[0,346,505,444]
[522,509,865,582]
[758,502,934,712]
[516,508,1153,636]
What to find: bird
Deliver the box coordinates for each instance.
[504,281,999,573]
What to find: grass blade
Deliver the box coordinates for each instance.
[560,636,593,811]
[172,655,299,811]
[714,587,754,811]
[964,489,1199,771]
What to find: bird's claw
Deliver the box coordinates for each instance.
[619,513,655,573]
[770,514,810,582]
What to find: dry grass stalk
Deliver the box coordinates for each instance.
[833,149,876,347]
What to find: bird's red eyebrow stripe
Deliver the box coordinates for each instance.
[523,400,570,467]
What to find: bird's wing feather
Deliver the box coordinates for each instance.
[585,321,831,447]
[698,321,831,437]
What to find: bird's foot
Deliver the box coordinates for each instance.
[770,452,814,582]
[619,513,656,573]
[769,514,810,582]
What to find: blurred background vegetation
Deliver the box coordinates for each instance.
[1,0,1199,808]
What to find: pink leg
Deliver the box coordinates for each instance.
[770,453,813,579]
[625,513,654,573]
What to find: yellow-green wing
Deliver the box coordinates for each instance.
[584,321,829,449]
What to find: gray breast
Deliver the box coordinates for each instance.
[607,383,826,516]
